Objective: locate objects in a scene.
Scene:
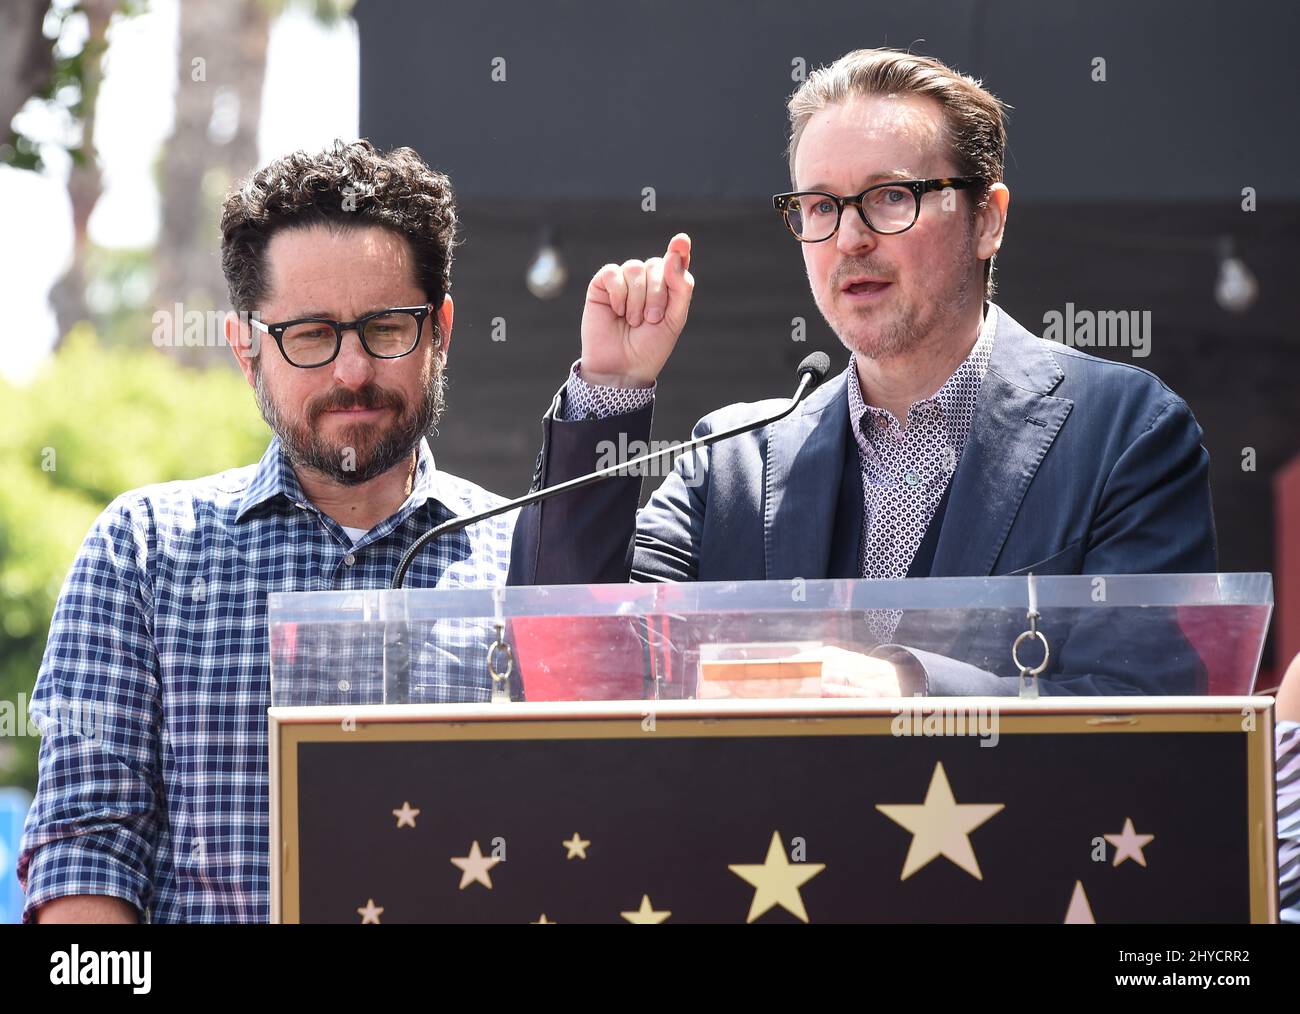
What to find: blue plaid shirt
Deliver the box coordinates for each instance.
[17,435,517,923]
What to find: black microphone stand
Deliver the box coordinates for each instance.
[381,352,832,703]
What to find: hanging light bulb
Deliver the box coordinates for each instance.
[526,228,568,300]
[1214,237,1258,314]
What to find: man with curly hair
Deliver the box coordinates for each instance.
[16,139,648,924]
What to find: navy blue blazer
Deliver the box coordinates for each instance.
[510,304,1218,694]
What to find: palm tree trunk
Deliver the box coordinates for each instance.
[155,0,270,368]
[0,0,53,137]
[49,0,115,349]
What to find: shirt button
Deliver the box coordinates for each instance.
[903,471,922,487]
[343,553,357,566]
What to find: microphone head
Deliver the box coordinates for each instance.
[797,351,832,389]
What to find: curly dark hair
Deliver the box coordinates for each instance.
[220,138,458,313]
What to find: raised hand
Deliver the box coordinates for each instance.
[579,233,694,388]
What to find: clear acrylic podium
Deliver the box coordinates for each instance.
[267,574,1273,706]
[266,574,1281,923]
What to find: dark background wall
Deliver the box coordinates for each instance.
[361,0,1300,202]
[355,0,1300,662]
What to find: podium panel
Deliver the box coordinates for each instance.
[267,574,1275,705]
[268,697,1278,924]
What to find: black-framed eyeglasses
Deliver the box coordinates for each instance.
[772,176,984,242]
[250,304,433,368]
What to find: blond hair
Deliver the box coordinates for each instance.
[787,49,1010,297]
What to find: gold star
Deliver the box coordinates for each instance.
[392,801,420,828]
[876,761,1004,880]
[357,898,383,924]
[451,840,500,890]
[532,913,556,924]
[562,833,591,859]
[620,895,671,924]
[1064,880,1096,923]
[728,831,825,923]
[1104,818,1154,867]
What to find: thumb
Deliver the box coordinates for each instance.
[666,232,692,275]
[664,250,694,315]
[665,245,694,294]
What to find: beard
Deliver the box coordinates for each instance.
[254,348,447,487]
[820,226,977,362]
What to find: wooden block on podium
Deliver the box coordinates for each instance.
[698,643,824,698]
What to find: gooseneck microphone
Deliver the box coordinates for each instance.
[390,351,833,589]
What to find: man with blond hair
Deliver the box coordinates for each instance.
[515,48,1217,696]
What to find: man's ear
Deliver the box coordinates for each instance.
[976,182,1011,263]
[225,311,258,387]
[434,295,454,359]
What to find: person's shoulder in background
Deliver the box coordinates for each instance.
[1275,654,1300,924]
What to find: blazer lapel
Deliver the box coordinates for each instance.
[764,365,850,579]
[930,308,1073,577]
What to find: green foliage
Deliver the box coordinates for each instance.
[1,1,118,173]
[0,326,270,790]
[84,244,156,351]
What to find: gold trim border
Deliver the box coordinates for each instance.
[268,696,1278,924]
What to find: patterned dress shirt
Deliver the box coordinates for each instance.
[848,305,997,582]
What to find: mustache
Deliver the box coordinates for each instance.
[832,260,894,286]
[309,385,405,419]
